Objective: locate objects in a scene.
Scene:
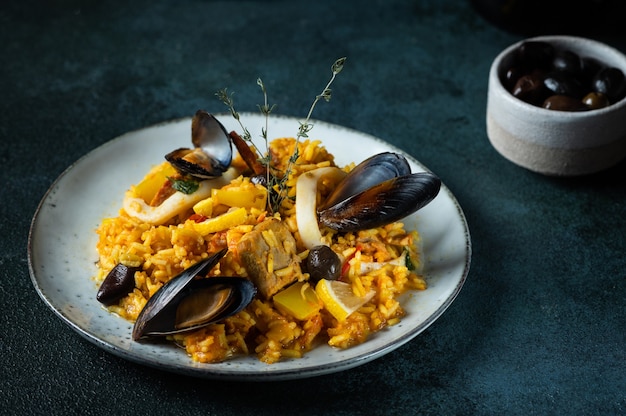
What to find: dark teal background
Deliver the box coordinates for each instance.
[2,0,625,414]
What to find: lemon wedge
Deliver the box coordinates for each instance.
[315,279,375,322]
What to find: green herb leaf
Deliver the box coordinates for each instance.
[404,249,415,270]
[332,57,346,74]
[169,177,199,194]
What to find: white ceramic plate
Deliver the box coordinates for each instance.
[28,113,471,381]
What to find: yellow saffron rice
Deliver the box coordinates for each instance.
[95,138,426,364]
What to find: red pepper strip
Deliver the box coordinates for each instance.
[189,213,208,223]
[341,245,362,280]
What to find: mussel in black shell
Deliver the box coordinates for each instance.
[165,110,233,179]
[132,249,256,340]
[317,152,441,233]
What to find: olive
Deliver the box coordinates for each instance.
[250,174,268,187]
[512,73,550,106]
[582,92,611,110]
[543,72,585,99]
[97,263,141,305]
[503,40,625,112]
[592,67,626,103]
[580,57,603,85]
[517,41,555,70]
[551,49,582,76]
[503,66,524,91]
[542,95,588,112]
[304,245,341,284]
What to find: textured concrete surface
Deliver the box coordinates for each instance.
[2,0,625,414]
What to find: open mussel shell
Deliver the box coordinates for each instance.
[132,249,257,340]
[319,152,411,211]
[318,172,441,233]
[165,110,233,179]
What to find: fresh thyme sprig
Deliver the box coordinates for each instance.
[215,88,264,158]
[278,57,346,206]
[256,78,276,142]
[297,57,346,142]
[255,78,276,187]
[216,57,346,214]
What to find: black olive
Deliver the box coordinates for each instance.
[582,92,611,110]
[551,49,582,76]
[542,95,588,112]
[580,57,603,85]
[592,67,626,103]
[250,174,268,187]
[543,72,585,99]
[304,245,341,284]
[504,40,625,111]
[517,41,555,71]
[503,66,524,91]
[512,73,550,106]
[97,263,140,305]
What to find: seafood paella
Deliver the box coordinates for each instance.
[93,62,441,364]
[94,111,440,364]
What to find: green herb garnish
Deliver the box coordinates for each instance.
[404,249,415,271]
[169,177,200,194]
[216,57,346,213]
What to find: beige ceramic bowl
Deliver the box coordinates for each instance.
[487,35,626,176]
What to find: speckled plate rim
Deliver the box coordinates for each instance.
[27,113,471,381]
